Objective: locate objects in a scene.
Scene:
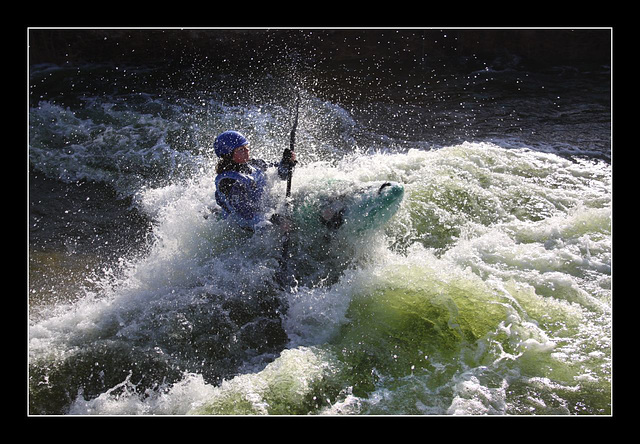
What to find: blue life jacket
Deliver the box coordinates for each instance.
[215,163,268,230]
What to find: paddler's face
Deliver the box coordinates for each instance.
[232,145,250,164]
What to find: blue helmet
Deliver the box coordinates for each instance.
[214,131,248,157]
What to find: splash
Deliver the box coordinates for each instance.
[29,62,611,415]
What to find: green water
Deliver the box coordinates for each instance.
[29,62,611,414]
[179,144,611,416]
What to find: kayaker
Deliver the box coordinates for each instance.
[214,130,296,231]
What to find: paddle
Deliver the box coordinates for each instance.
[286,91,301,197]
[276,91,301,289]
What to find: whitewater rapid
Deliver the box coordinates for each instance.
[30,142,611,415]
[29,59,611,414]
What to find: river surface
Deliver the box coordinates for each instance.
[28,29,612,415]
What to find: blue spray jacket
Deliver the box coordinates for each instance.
[215,159,291,230]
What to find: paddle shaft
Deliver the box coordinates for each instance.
[278,92,301,288]
[286,92,301,198]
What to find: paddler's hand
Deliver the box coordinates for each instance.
[281,148,297,168]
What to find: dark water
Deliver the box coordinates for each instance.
[28,29,612,415]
